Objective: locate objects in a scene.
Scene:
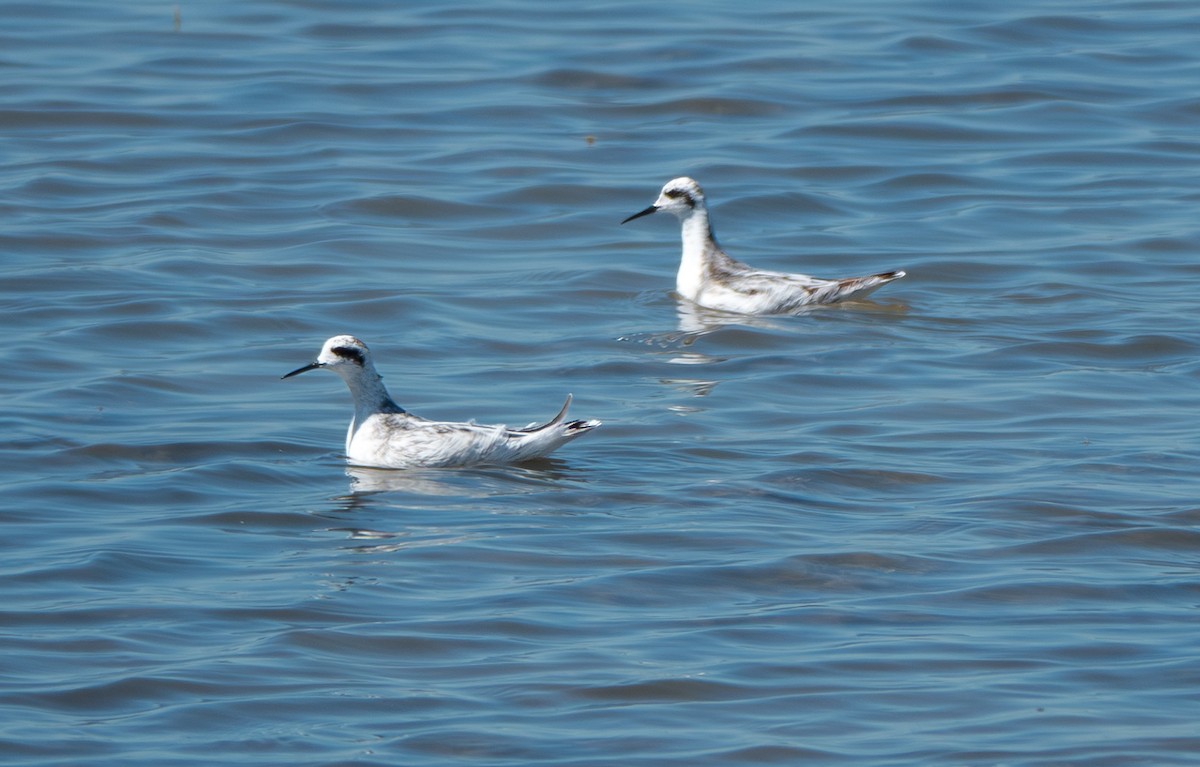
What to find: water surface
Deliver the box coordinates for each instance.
[2,1,1199,765]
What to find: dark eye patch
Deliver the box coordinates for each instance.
[664,188,695,207]
[331,345,365,364]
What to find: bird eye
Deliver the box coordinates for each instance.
[663,188,695,207]
[331,346,365,364]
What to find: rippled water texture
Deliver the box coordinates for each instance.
[3,1,1199,765]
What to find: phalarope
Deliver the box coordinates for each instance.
[283,335,599,469]
[622,177,905,314]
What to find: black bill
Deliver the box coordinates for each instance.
[282,361,322,379]
[621,205,658,225]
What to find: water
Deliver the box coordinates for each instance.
[3,1,1199,764]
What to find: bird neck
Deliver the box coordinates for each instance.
[676,208,717,299]
[345,367,405,421]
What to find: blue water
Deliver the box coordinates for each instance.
[3,1,1199,765]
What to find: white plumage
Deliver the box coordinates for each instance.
[283,335,599,469]
[622,177,905,314]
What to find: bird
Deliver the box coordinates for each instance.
[282,335,599,469]
[621,177,905,314]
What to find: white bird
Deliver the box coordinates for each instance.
[622,177,905,314]
[283,335,599,469]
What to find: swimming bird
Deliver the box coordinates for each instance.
[283,335,599,469]
[622,177,905,314]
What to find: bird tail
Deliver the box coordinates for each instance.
[517,394,601,435]
[504,394,600,462]
[835,270,906,300]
